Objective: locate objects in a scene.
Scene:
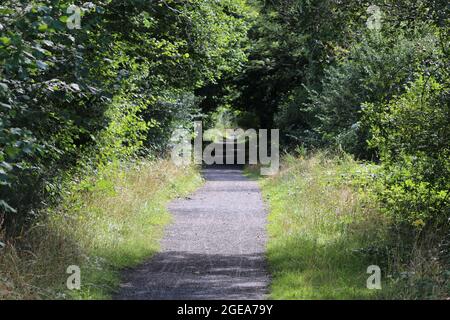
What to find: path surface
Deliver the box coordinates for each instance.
[116,165,269,300]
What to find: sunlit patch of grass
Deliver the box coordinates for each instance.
[250,152,386,299]
[0,159,203,299]
[248,152,450,300]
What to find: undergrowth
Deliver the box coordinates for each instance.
[0,159,202,299]
[248,151,449,299]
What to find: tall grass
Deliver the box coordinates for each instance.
[0,159,202,299]
[251,151,449,299]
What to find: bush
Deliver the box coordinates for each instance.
[276,27,441,158]
[364,75,449,227]
[0,0,252,235]
[258,151,450,299]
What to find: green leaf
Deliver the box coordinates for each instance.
[0,37,11,46]
[5,146,19,159]
[0,8,14,15]
[38,23,48,32]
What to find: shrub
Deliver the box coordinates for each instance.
[364,75,449,227]
[276,27,441,158]
[0,0,252,235]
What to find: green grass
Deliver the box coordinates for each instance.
[0,159,203,299]
[247,153,386,299]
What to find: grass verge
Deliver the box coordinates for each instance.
[0,159,203,299]
[248,152,387,299]
[249,152,449,299]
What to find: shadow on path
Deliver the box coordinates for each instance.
[118,251,267,300]
[116,165,269,300]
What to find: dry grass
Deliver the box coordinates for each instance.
[0,159,202,299]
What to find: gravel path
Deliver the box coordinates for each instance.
[116,165,269,300]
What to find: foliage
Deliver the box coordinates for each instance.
[0,0,252,234]
[1,0,449,300]
[238,0,449,299]
[364,75,449,227]
[230,0,448,156]
[0,159,202,299]
[285,28,441,157]
[253,152,449,299]
[234,0,368,128]
[251,152,385,299]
